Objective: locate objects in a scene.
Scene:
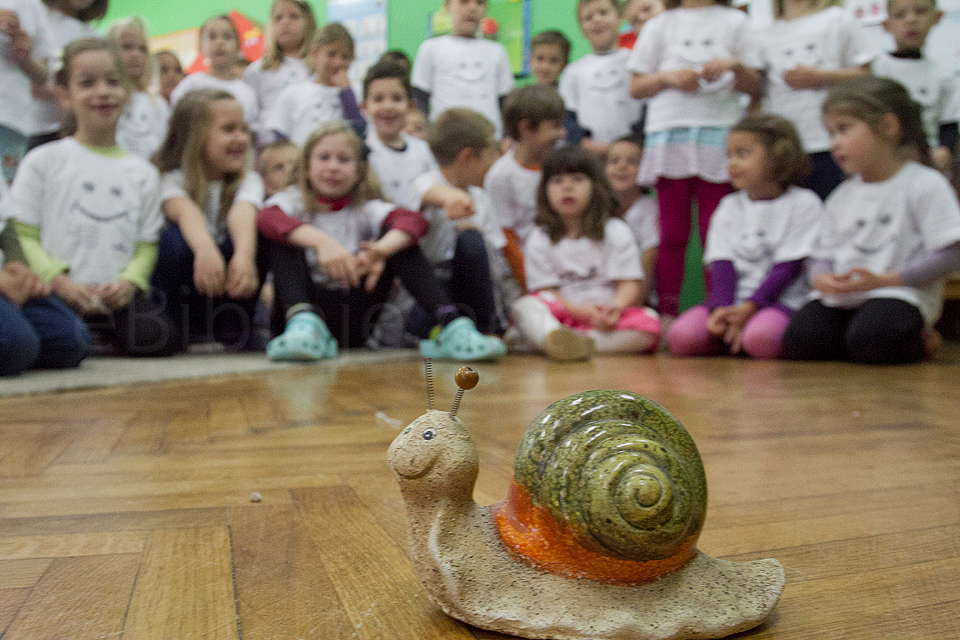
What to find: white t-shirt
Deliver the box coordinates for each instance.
[365,130,438,210]
[411,169,506,265]
[30,7,98,136]
[621,193,660,253]
[704,187,821,310]
[264,185,395,285]
[525,217,643,306]
[264,81,346,147]
[116,91,170,160]
[0,0,52,135]
[756,7,875,153]
[8,137,163,284]
[160,170,264,244]
[814,161,960,323]
[871,52,959,148]
[627,6,762,133]
[242,56,312,139]
[169,72,259,126]
[410,35,515,139]
[483,148,540,245]
[559,49,645,145]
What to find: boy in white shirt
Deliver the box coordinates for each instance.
[362,59,441,210]
[410,0,515,139]
[484,84,566,291]
[872,0,958,172]
[407,108,506,337]
[559,0,646,156]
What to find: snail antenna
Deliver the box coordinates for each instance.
[450,366,479,418]
[424,358,435,411]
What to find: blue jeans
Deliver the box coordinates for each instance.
[0,295,91,376]
[151,224,268,349]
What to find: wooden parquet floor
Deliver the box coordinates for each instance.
[0,348,958,639]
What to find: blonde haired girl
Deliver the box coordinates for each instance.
[243,0,317,143]
[107,16,170,159]
[258,120,505,361]
[152,88,267,349]
[263,22,366,146]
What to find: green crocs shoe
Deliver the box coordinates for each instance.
[419,317,506,362]
[267,311,338,362]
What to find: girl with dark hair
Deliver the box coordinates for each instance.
[783,77,960,364]
[243,0,317,144]
[667,114,822,359]
[510,146,661,361]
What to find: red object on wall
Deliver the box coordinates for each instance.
[186,10,265,74]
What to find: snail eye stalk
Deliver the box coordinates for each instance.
[450,366,479,418]
[425,358,435,411]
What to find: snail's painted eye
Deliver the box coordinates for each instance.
[422,428,437,441]
[402,427,411,435]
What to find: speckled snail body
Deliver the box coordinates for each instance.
[387,369,785,640]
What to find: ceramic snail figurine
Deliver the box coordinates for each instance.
[387,365,785,640]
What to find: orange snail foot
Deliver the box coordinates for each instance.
[491,481,699,586]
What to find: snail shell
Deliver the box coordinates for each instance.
[493,390,707,585]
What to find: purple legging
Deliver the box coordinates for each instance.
[667,304,792,360]
[655,177,734,316]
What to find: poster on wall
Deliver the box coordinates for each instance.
[328,0,389,91]
[429,0,532,75]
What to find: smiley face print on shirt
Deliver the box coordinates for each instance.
[66,174,138,283]
[851,209,897,256]
[70,180,132,223]
[732,228,773,264]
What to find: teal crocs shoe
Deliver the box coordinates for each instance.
[419,317,507,362]
[267,311,338,362]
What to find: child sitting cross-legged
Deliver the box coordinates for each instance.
[408,108,511,343]
[667,114,822,359]
[510,146,661,361]
[258,120,506,362]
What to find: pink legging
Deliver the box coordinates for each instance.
[666,304,792,360]
[655,177,734,317]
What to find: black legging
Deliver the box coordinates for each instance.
[407,228,500,337]
[270,240,455,349]
[782,298,926,364]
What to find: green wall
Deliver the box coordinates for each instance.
[100,0,590,74]
[102,0,324,37]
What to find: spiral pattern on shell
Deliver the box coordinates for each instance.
[513,390,707,562]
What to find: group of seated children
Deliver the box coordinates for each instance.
[2,0,960,379]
